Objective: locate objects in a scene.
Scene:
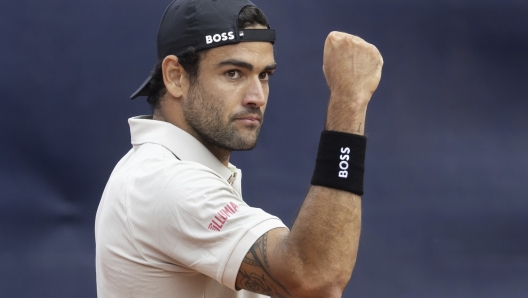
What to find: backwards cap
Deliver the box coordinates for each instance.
[130,0,276,99]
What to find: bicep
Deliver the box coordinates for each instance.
[235,227,293,298]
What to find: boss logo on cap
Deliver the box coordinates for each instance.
[206,31,235,44]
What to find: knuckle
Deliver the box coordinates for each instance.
[372,45,381,55]
[365,43,380,57]
[354,35,366,43]
[368,45,378,55]
[327,31,341,41]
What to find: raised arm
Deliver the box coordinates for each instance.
[236,31,383,298]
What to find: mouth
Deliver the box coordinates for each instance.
[234,118,260,126]
[236,115,261,121]
[233,113,262,125]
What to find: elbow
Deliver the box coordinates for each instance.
[288,271,352,298]
[290,283,345,298]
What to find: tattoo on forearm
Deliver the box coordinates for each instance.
[238,233,291,298]
[358,123,362,133]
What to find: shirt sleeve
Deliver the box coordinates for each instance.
[125,159,287,291]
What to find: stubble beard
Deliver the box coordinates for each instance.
[183,82,263,152]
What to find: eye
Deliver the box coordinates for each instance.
[259,72,273,81]
[225,70,241,79]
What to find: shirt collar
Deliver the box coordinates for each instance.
[129,115,236,181]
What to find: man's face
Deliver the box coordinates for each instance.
[182,41,276,151]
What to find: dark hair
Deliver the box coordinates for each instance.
[146,6,270,112]
[237,6,269,30]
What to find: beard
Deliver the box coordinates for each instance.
[183,82,263,151]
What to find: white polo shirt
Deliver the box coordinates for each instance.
[95,116,286,298]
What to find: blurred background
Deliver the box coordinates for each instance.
[1,0,527,297]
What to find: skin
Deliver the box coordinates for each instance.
[155,39,276,166]
[157,31,383,298]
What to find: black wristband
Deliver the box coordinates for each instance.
[311,131,367,195]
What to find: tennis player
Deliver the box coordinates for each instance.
[95,0,383,297]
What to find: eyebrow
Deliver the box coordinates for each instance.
[217,59,277,72]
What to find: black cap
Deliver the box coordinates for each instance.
[130,0,276,99]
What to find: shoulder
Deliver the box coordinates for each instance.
[124,143,233,197]
[127,143,221,175]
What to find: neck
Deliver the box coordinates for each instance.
[201,140,231,167]
[153,110,231,167]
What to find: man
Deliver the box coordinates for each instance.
[95,0,383,297]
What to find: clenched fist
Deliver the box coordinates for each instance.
[323,31,383,134]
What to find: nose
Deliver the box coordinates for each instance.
[242,76,267,108]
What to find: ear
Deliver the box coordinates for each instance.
[162,55,188,98]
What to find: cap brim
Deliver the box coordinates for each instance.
[130,74,153,99]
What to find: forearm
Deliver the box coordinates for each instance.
[280,112,366,290]
[284,186,362,292]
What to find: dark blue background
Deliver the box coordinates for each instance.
[1,0,527,297]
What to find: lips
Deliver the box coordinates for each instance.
[235,115,261,122]
[232,109,263,123]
